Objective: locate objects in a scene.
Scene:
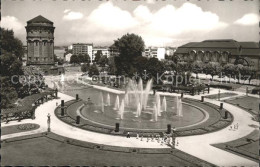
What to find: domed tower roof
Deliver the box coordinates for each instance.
[26,15,54,27]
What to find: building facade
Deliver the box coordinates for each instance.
[72,43,93,57]
[25,15,64,75]
[143,47,166,60]
[92,47,110,60]
[25,15,55,66]
[174,39,260,76]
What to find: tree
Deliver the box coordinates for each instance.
[2,28,24,60]
[204,62,222,80]
[88,64,99,77]
[94,50,102,63]
[177,62,188,73]
[70,55,79,65]
[161,60,176,72]
[54,54,64,65]
[134,56,148,75]
[112,33,145,76]
[1,28,24,108]
[223,63,236,82]
[191,61,204,78]
[81,63,90,72]
[107,56,116,75]
[98,55,108,67]
[145,57,165,83]
[78,54,90,63]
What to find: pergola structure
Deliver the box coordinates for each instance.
[1,89,57,123]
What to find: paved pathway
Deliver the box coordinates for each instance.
[175,93,259,166]
[1,93,168,148]
[1,86,259,166]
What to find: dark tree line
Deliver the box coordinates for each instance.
[1,28,24,108]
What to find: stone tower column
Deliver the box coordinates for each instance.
[25,15,55,65]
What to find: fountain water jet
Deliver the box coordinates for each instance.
[114,95,120,110]
[153,103,158,121]
[124,92,129,106]
[136,102,141,117]
[100,92,104,113]
[119,99,125,119]
[162,96,167,112]
[156,93,161,116]
[125,78,153,116]
[176,96,183,117]
[106,93,111,106]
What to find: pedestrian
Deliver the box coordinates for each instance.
[47,113,51,132]
[160,139,164,145]
[136,133,139,139]
[164,135,167,142]
[56,102,58,106]
[127,132,130,138]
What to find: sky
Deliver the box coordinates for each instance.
[2,0,259,47]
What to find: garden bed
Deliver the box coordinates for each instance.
[1,123,40,136]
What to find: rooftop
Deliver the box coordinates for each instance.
[27,15,53,24]
[175,39,260,57]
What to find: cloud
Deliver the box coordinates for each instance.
[234,13,258,25]
[146,0,155,4]
[87,2,138,31]
[69,2,228,46]
[133,5,153,23]
[64,9,71,13]
[1,16,24,33]
[63,11,83,20]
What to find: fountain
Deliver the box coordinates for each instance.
[124,92,129,106]
[106,93,111,106]
[114,95,120,110]
[126,78,153,114]
[136,102,141,117]
[119,99,124,119]
[153,103,158,121]
[176,96,183,117]
[79,78,191,129]
[162,96,167,112]
[156,93,161,117]
[100,92,104,113]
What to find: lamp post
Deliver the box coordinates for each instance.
[218,89,221,101]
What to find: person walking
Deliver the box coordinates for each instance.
[47,113,51,132]
[127,132,130,138]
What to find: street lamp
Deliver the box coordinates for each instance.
[218,89,221,101]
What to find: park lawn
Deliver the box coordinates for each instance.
[1,136,195,166]
[204,93,237,99]
[227,96,260,112]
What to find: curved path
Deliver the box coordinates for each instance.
[2,92,168,148]
[1,90,259,166]
[175,95,259,166]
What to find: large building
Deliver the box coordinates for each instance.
[25,15,64,75]
[174,39,260,76]
[92,47,110,60]
[26,15,55,65]
[143,47,166,60]
[72,43,93,57]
